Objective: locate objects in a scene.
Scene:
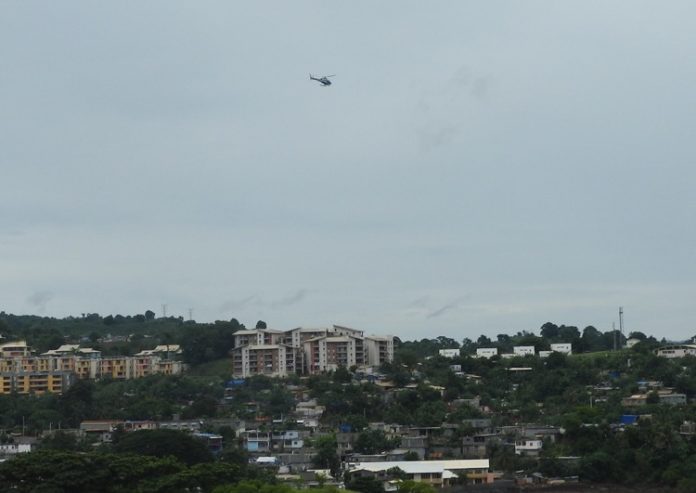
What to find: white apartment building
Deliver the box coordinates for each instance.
[303,335,361,374]
[233,329,286,348]
[231,344,297,378]
[364,335,395,367]
[231,325,394,377]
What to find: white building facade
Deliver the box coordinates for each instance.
[513,346,535,357]
[231,325,394,378]
[438,349,460,359]
[476,348,498,359]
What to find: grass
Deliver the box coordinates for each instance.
[187,358,233,378]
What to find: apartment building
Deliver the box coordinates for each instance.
[0,370,73,395]
[231,344,297,378]
[234,329,286,348]
[364,335,394,367]
[231,325,394,378]
[0,341,32,358]
[0,341,184,394]
[303,335,361,373]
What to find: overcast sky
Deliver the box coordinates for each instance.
[2,1,696,340]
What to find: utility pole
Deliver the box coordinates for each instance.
[613,322,617,351]
[619,307,624,348]
[188,308,193,322]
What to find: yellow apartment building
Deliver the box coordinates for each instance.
[0,342,184,393]
[0,371,73,395]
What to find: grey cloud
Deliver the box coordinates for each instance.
[417,65,493,150]
[0,230,25,244]
[408,296,430,308]
[418,122,465,151]
[219,295,260,313]
[271,289,309,308]
[27,291,54,312]
[450,66,493,100]
[471,76,492,100]
[426,297,469,319]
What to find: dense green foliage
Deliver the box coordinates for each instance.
[0,374,224,432]
[0,450,250,493]
[310,434,341,476]
[113,429,213,465]
[0,311,242,364]
[353,429,401,454]
[213,481,344,493]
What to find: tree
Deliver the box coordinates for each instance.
[395,349,419,370]
[346,476,384,493]
[255,320,267,329]
[436,336,460,349]
[40,430,90,452]
[579,450,622,482]
[113,429,213,465]
[148,462,242,493]
[397,480,436,493]
[0,450,183,493]
[145,310,156,321]
[332,366,352,384]
[311,434,340,477]
[476,335,492,347]
[58,379,95,426]
[460,338,476,355]
[558,325,581,342]
[540,322,559,339]
[629,331,648,341]
[581,326,603,352]
[354,429,401,455]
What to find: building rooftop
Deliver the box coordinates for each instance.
[348,459,490,474]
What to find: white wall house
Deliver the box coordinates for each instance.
[655,345,696,358]
[513,346,535,357]
[347,459,492,486]
[0,443,32,456]
[515,439,543,456]
[438,349,460,358]
[550,343,572,354]
[476,348,498,359]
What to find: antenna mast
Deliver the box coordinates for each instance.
[619,307,624,348]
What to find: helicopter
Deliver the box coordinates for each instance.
[309,74,335,86]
